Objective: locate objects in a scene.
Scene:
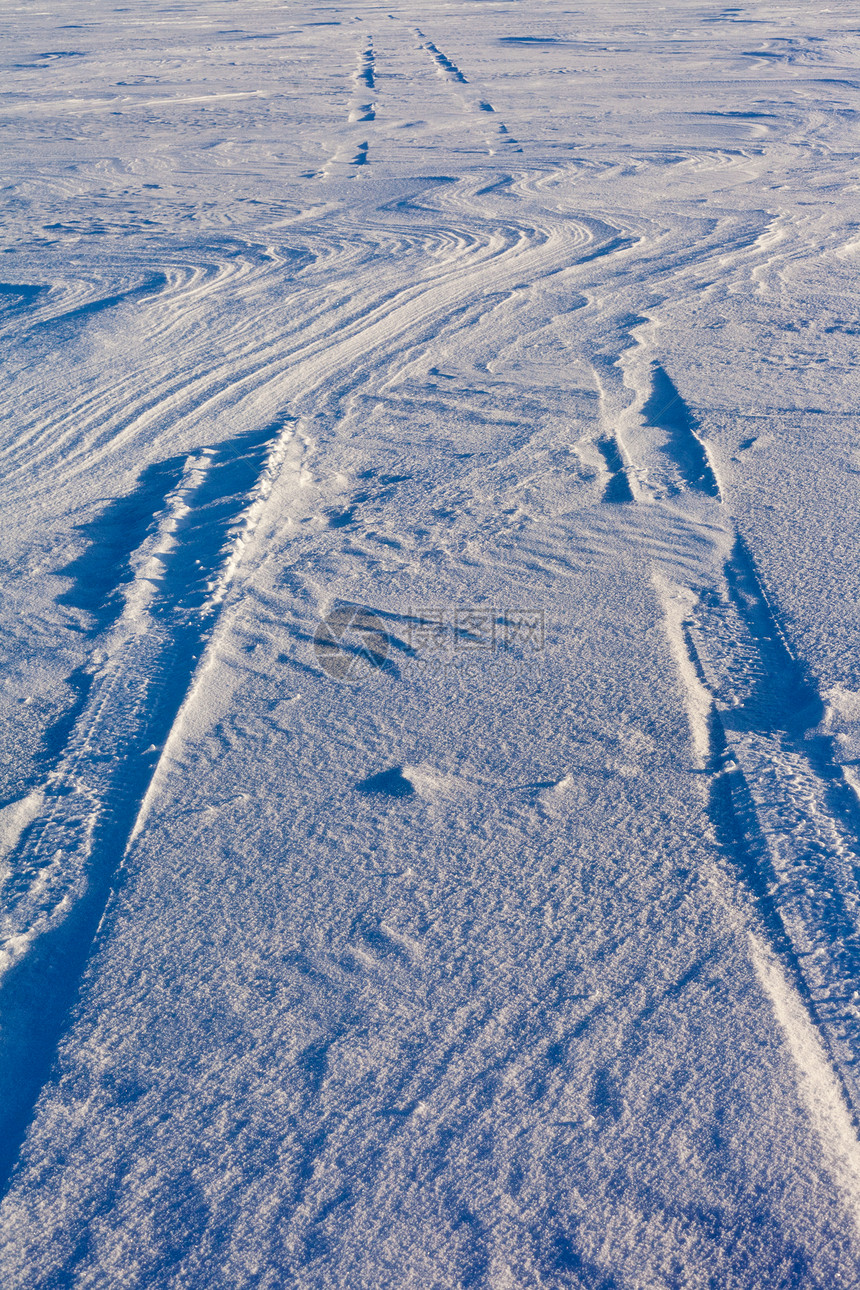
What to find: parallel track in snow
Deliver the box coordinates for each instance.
[0,191,614,1190]
[598,335,860,1125]
[3,2,860,1278]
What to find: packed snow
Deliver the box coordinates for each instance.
[2,0,860,1284]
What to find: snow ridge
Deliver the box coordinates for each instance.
[0,417,293,1187]
[637,353,860,1137]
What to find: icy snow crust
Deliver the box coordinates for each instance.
[2,0,860,1284]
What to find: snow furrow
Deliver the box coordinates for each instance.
[681,547,860,1109]
[4,1,860,1278]
[653,460,860,1122]
[0,419,293,1184]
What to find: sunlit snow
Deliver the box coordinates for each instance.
[2,1,860,1285]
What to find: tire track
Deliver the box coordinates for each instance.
[589,305,860,1131]
[349,39,375,122]
[0,419,294,1191]
[322,36,376,174]
[610,339,860,1129]
[0,201,618,1190]
[414,29,469,85]
[678,542,860,1106]
[639,363,721,500]
[411,25,519,153]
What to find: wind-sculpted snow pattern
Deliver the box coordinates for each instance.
[3,1,860,1286]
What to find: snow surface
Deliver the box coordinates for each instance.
[2,0,860,1284]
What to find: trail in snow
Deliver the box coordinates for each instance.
[2,1,860,1285]
[0,420,293,1182]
